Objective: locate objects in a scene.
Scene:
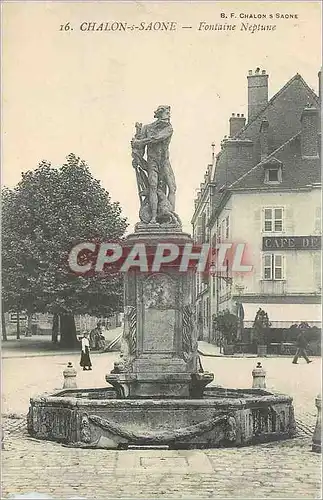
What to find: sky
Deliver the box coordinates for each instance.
[2,1,322,234]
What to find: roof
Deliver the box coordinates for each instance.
[205,71,320,224]
[234,73,319,140]
[211,73,320,184]
[229,132,321,191]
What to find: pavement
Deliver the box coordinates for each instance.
[198,341,222,357]
[1,329,123,359]
[198,341,258,358]
[1,335,322,499]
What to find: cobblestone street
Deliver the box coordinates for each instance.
[1,342,321,499]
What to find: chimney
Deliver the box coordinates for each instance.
[211,142,215,163]
[300,104,319,158]
[247,68,269,121]
[260,118,270,160]
[229,113,246,137]
[220,136,229,149]
[221,138,254,185]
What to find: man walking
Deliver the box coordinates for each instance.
[292,328,312,364]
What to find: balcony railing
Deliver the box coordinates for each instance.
[260,280,287,295]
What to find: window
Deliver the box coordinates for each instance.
[263,207,283,233]
[195,216,203,244]
[263,254,284,280]
[9,312,27,323]
[216,220,221,243]
[263,159,282,184]
[217,215,230,241]
[212,276,216,297]
[264,167,282,183]
[206,204,210,226]
[268,169,278,182]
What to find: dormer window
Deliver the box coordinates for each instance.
[268,168,279,182]
[263,158,283,185]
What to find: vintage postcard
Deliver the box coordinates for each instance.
[1,1,322,499]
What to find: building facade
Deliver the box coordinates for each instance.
[191,159,215,340]
[3,311,123,336]
[192,67,321,342]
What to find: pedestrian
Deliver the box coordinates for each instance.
[79,332,92,371]
[90,322,102,350]
[292,329,312,364]
[219,336,224,354]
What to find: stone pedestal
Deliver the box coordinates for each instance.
[106,227,213,398]
[252,362,266,389]
[63,362,77,389]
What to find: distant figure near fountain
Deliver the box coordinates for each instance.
[131,105,181,226]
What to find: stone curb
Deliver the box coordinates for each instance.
[197,349,320,359]
[2,351,111,360]
[198,349,257,358]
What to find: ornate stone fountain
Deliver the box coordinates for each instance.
[27,106,296,449]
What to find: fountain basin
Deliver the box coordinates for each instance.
[27,386,296,449]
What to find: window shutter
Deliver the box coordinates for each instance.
[278,167,283,183]
[197,216,202,243]
[313,254,321,290]
[282,254,286,280]
[263,254,272,280]
[273,254,281,280]
[201,213,206,243]
[285,207,293,232]
[315,207,321,234]
[255,208,261,231]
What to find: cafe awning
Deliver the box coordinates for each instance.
[242,303,321,328]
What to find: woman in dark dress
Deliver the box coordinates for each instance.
[79,332,92,371]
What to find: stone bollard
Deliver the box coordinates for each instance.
[63,361,77,389]
[252,362,266,389]
[312,393,321,453]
